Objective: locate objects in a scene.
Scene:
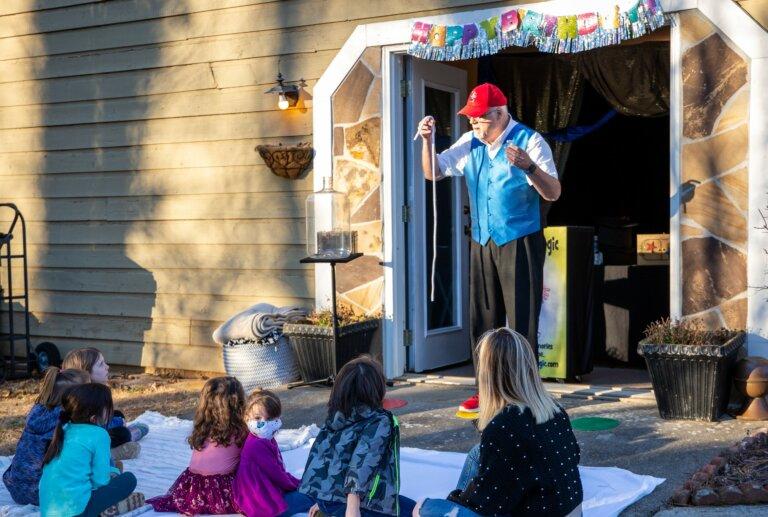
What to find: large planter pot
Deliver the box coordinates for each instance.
[221,335,300,392]
[283,319,380,383]
[638,331,745,421]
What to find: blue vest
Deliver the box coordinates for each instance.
[464,124,541,246]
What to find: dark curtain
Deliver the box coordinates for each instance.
[490,54,584,177]
[489,42,670,179]
[576,43,669,117]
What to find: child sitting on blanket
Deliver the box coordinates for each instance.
[39,383,145,517]
[299,356,417,517]
[2,367,90,506]
[147,376,247,515]
[233,390,313,517]
[62,347,149,460]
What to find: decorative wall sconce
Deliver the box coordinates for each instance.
[256,142,314,180]
[266,74,313,111]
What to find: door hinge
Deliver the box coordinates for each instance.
[403,329,413,348]
[400,79,411,98]
[401,204,411,223]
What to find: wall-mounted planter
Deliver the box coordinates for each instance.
[256,142,314,179]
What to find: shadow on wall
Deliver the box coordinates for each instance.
[17,1,312,371]
[24,5,171,367]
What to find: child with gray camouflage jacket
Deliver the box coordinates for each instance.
[298,356,416,517]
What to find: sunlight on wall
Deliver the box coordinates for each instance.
[118,32,316,370]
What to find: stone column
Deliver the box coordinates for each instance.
[330,47,384,315]
[679,10,749,329]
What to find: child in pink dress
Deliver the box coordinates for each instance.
[147,377,248,515]
[233,390,313,517]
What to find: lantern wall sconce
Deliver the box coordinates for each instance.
[266,73,312,111]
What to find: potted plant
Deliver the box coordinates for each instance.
[638,318,745,422]
[283,304,381,385]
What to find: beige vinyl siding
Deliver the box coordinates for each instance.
[0,0,532,371]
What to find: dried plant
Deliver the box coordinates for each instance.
[643,317,737,346]
[706,434,768,488]
[305,303,382,327]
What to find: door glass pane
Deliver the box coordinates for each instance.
[425,86,456,330]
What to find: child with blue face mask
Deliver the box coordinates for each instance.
[233,390,313,517]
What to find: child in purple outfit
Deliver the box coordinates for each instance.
[233,390,313,517]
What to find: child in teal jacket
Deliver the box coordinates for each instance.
[39,383,143,517]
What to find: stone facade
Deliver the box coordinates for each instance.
[331,47,383,315]
[680,10,749,329]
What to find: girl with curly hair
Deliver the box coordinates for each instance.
[147,376,248,515]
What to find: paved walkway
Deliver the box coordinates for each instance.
[402,371,656,403]
[257,381,765,516]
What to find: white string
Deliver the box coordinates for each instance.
[414,116,437,302]
[430,125,437,302]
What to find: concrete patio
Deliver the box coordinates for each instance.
[254,378,766,516]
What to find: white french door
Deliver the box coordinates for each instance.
[406,58,470,372]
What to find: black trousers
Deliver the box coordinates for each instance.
[109,410,131,448]
[469,231,546,371]
[76,472,137,517]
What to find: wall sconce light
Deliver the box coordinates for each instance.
[266,73,312,111]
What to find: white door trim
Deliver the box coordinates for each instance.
[668,13,682,320]
[313,0,768,377]
[381,45,410,379]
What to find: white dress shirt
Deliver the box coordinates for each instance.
[436,116,558,185]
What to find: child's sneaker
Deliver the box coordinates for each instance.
[111,442,141,461]
[128,423,149,442]
[99,492,146,517]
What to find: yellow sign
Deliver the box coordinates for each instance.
[539,227,568,379]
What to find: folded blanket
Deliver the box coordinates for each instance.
[253,306,307,337]
[212,304,308,344]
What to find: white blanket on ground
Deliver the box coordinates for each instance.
[0,412,663,517]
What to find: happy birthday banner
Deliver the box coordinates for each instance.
[408,0,667,60]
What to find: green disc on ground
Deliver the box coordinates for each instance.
[570,417,620,431]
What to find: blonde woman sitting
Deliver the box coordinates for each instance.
[415,328,583,517]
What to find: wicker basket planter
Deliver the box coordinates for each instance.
[222,335,301,392]
[256,143,314,179]
[283,319,379,384]
[638,331,745,421]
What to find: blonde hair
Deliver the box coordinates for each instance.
[61,347,103,373]
[36,367,92,408]
[476,328,559,430]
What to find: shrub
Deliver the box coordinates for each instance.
[305,303,382,327]
[643,317,737,346]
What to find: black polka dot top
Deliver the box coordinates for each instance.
[447,404,583,516]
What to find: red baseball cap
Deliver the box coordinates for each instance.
[458,83,508,118]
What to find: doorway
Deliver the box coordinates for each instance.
[403,57,470,373]
[394,37,670,383]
